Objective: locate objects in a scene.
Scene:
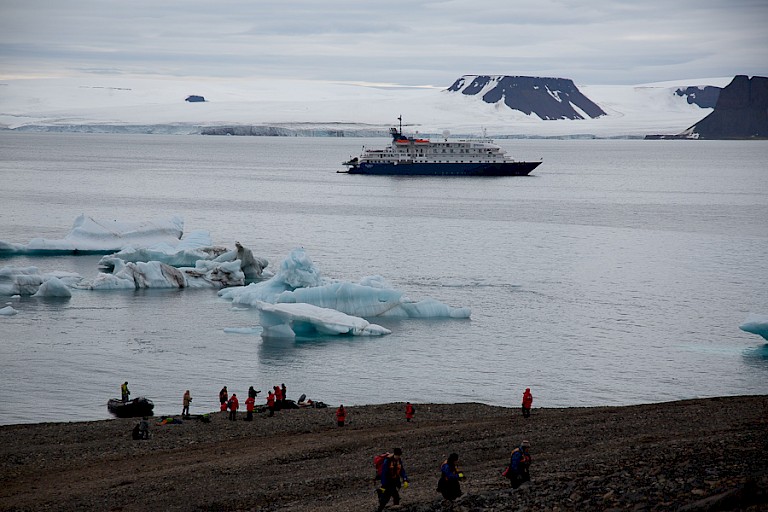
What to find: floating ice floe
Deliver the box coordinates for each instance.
[255,301,391,339]
[0,306,18,316]
[32,277,72,298]
[84,259,244,290]
[220,248,471,324]
[0,214,186,255]
[739,314,768,341]
[0,266,82,296]
[98,229,226,268]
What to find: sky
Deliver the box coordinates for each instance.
[0,0,766,86]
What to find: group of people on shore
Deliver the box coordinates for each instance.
[124,380,535,508]
[376,389,535,510]
[375,440,532,511]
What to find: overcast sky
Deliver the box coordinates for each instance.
[1,0,766,86]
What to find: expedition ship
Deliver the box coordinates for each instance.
[340,118,542,176]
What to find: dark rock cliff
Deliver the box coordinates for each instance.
[675,86,721,108]
[687,75,768,139]
[447,75,606,120]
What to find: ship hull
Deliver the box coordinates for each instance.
[342,161,541,176]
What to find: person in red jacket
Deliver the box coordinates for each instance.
[405,402,415,422]
[245,394,255,421]
[521,388,533,418]
[228,393,239,421]
[274,386,283,410]
[336,404,346,427]
[267,390,276,417]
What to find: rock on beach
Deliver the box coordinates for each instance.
[0,396,766,511]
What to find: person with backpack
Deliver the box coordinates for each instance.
[521,388,533,417]
[437,452,463,502]
[376,447,408,511]
[227,393,239,421]
[505,440,532,488]
[405,402,415,422]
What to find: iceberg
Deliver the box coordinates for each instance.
[277,282,471,318]
[255,301,391,339]
[85,259,244,290]
[0,266,82,296]
[32,277,72,298]
[0,306,18,316]
[739,314,768,341]
[220,248,471,319]
[97,230,227,268]
[212,242,269,280]
[219,247,323,305]
[0,214,185,255]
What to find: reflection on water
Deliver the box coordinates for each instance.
[743,344,768,366]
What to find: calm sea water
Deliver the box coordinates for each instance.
[1,132,767,425]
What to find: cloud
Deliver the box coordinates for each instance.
[0,0,766,85]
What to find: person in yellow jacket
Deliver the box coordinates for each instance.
[121,382,130,403]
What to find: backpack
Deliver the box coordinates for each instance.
[374,452,392,480]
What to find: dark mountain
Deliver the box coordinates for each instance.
[686,75,768,139]
[447,75,606,120]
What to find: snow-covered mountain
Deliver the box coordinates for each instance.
[0,75,734,138]
[447,75,606,120]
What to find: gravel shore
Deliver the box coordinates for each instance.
[1,396,766,511]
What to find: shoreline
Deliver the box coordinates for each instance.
[2,396,767,511]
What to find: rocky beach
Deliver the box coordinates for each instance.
[1,396,766,511]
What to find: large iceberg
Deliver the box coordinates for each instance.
[255,301,391,339]
[0,214,186,255]
[221,248,471,319]
[740,314,768,341]
[277,282,471,318]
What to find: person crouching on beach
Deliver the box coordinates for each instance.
[506,440,532,488]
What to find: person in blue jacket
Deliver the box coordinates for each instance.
[437,452,463,501]
[507,440,532,488]
[377,447,408,511]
